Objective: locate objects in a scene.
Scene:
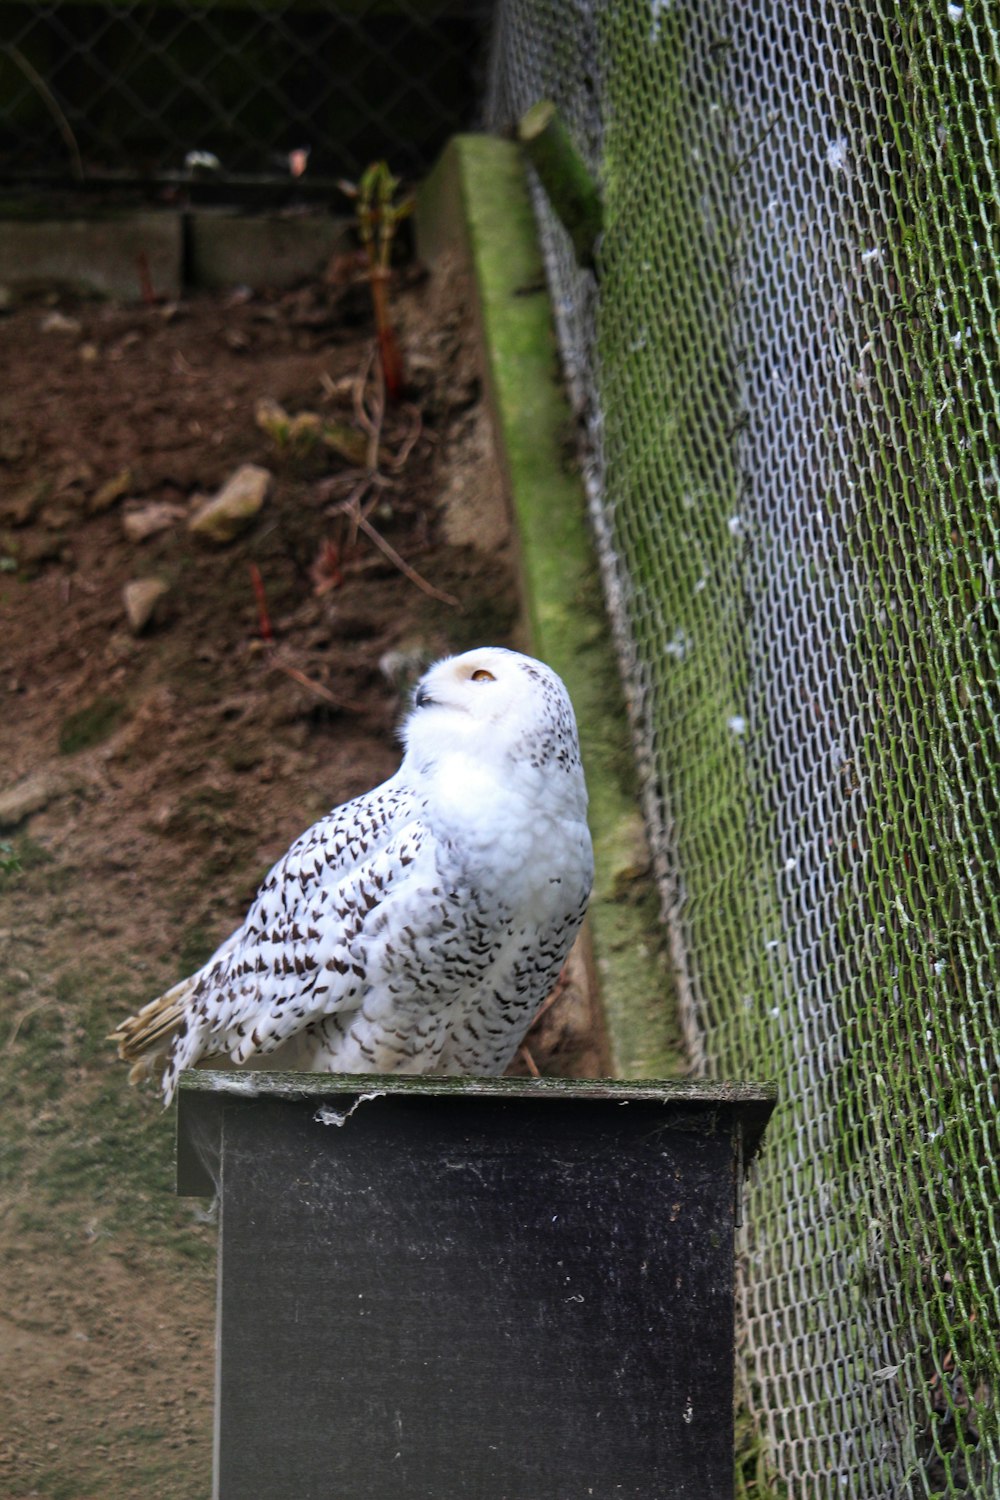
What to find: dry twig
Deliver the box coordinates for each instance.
[387,403,424,471]
[6,999,54,1053]
[352,511,459,607]
[517,1043,542,1078]
[248,564,365,710]
[5,46,84,181]
[314,347,458,608]
[270,655,367,713]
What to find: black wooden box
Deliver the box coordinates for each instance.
[177,1073,774,1500]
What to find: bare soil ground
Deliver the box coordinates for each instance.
[0,256,603,1498]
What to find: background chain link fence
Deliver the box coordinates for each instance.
[491,3,999,1497]
[1,1,489,188]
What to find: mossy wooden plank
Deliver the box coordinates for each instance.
[179,1066,775,1108]
[518,99,603,268]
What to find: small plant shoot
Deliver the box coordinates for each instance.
[340,162,414,402]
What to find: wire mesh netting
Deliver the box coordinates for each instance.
[491,2,999,1496]
[1,0,489,186]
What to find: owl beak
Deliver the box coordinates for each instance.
[414,683,435,709]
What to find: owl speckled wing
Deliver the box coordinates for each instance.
[115,776,424,1098]
[180,806,490,1074]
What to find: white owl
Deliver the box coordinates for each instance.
[112,647,593,1101]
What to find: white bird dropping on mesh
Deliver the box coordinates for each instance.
[825,137,848,173]
[111,647,594,1101]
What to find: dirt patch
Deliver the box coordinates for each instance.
[0,255,604,1498]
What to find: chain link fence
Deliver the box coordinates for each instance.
[491,3,999,1497]
[1,1,489,188]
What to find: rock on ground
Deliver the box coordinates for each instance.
[188,463,272,544]
[123,576,170,633]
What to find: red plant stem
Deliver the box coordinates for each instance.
[249,563,274,643]
[377,326,405,402]
[137,249,157,306]
[370,268,405,401]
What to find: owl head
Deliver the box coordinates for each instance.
[401,647,585,791]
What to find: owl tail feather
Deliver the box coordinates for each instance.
[110,927,242,1087]
[109,973,200,1083]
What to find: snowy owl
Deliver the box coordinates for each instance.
[112,646,593,1101]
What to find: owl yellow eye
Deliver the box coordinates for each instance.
[471,668,496,683]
